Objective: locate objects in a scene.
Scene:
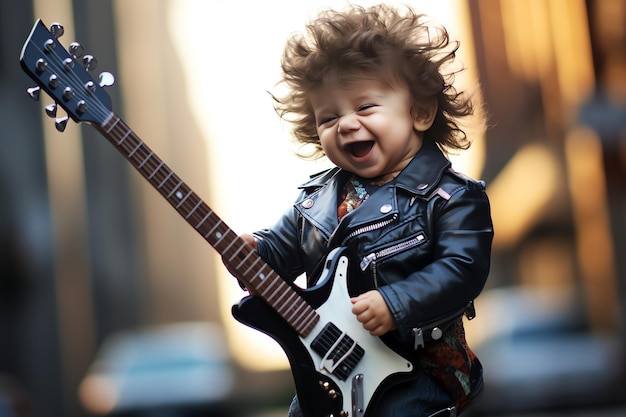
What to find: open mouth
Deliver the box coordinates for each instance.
[346,141,374,158]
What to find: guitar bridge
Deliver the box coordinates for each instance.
[311,323,365,380]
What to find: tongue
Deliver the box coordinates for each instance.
[350,141,374,157]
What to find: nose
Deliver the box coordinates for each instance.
[337,112,360,134]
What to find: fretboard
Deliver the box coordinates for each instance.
[97,114,319,336]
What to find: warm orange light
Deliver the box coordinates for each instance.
[487,143,561,249]
[78,375,119,415]
[564,127,620,331]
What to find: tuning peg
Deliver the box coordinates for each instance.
[82,55,98,71]
[98,72,115,88]
[44,39,55,53]
[36,58,48,74]
[45,103,57,118]
[85,81,96,93]
[48,74,59,89]
[62,87,74,101]
[76,100,87,115]
[69,42,84,59]
[55,116,69,132]
[27,86,41,101]
[50,23,64,38]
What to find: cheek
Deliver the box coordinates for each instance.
[318,131,336,150]
[318,134,344,164]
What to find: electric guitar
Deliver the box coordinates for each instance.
[20,20,416,417]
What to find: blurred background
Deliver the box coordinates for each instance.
[1,0,625,416]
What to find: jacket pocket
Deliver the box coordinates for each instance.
[359,232,427,271]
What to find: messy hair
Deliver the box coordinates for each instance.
[275,3,476,159]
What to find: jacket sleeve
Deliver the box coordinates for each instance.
[377,179,494,340]
[252,202,307,283]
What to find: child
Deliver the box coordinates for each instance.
[224,4,493,417]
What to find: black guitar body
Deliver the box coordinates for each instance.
[232,249,416,417]
[233,293,344,417]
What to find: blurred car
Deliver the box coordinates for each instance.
[79,322,235,417]
[466,287,626,415]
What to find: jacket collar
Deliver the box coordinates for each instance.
[298,140,451,196]
[294,141,452,240]
[393,140,452,197]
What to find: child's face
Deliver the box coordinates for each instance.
[310,77,430,180]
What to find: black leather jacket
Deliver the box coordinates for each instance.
[254,141,493,346]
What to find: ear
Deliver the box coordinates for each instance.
[412,102,437,132]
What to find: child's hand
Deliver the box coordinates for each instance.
[350,290,396,336]
[221,234,258,295]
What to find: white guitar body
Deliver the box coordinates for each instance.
[233,247,415,417]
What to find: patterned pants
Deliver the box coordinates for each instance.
[287,371,454,417]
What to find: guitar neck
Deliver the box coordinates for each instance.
[96,113,319,337]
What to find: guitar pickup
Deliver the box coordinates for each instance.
[311,322,364,380]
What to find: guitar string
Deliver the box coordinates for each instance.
[35,34,323,336]
[102,117,319,333]
[98,118,320,333]
[95,125,320,333]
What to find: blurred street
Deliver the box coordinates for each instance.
[2,1,626,417]
[250,405,626,417]
[489,408,626,417]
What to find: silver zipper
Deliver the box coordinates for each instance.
[360,233,426,271]
[340,214,398,245]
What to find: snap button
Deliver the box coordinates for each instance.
[380,203,392,214]
[417,183,428,190]
[301,198,314,209]
[431,327,443,340]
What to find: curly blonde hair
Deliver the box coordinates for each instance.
[275,3,475,159]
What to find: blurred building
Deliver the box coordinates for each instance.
[1,1,625,416]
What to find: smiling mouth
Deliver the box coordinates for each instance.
[346,141,374,158]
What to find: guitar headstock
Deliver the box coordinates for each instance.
[20,19,115,131]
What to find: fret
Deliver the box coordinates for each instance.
[127,139,143,158]
[262,272,283,293]
[256,264,272,281]
[102,112,114,127]
[175,190,193,209]
[212,227,231,247]
[293,305,315,328]
[104,116,120,133]
[266,282,286,304]
[157,171,174,189]
[280,292,301,322]
[220,235,240,258]
[93,112,321,338]
[230,242,252,264]
[137,150,154,169]
[147,161,164,180]
[195,209,213,230]
[184,199,203,219]
[204,218,223,240]
[242,256,264,279]
[297,312,318,333]
[116,128,131,146]
[266,281,291,307]
[165,179,183,199]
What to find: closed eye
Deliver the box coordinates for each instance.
[318,115,338,126]
[357,104,377,112]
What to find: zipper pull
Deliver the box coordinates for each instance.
[412,327,425,349]
[360,253,376,271]
[464,300,476,320]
